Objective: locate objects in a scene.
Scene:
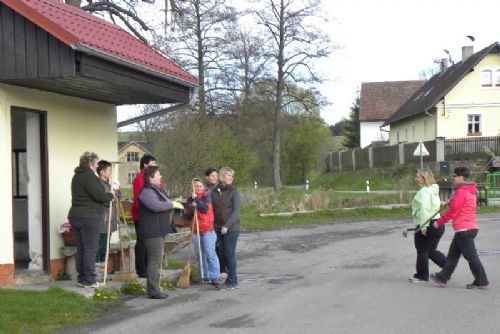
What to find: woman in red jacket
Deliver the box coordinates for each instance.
[185,178,223,289]
[431,166,489,289]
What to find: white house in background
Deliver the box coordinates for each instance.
[359,80,425,148]
[0,0,196,286]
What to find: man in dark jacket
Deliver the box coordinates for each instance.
[68,152,113,288]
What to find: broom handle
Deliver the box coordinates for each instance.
[118,201,132,271]
[103,198,113,285]
[117,203,125,272]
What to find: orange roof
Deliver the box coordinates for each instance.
[1,0,197,85]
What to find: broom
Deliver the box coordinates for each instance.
[177,225,193,288]
[113,205,135,281]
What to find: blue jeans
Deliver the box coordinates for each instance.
[217,230,239,285]
[193,231,221,281]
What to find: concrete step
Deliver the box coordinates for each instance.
[15,270,50,285]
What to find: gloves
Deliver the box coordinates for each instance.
[172,201,184,210]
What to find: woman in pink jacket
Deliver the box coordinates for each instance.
[430,166,489,289]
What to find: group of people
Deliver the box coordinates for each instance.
[68,152,241,298]
[67,152,116,288]
[130,156,241,298]
[410,166,489,290]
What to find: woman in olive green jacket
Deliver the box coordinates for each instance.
[409,168,446,283]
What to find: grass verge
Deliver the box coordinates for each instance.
[0,287,103,334]
[241,205,500,230]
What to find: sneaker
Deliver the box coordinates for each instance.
[221,272,228,280]
[408,277,425,283]
[466,282,489,290]
[430,273,446,288]
[77,282,102,288]
[212,279,224,290]
[224,284,239,291]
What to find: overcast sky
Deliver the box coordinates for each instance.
[118,0,500,128]
[318,0,500,125]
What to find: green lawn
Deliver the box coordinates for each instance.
[0,287,103,334]
[241,205,500,230]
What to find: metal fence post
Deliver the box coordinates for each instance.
[399,143,405,165]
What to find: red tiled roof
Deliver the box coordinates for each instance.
[359,81,425,121]
[1,0,198,85]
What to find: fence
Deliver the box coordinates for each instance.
[326,136,500,172]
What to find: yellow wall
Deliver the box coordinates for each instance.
[0,83,117,264]
[389,112,437,145]
[390,53,500,144]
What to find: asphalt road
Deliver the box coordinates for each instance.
[59,213,500,334]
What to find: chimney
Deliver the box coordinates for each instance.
[462,46,474,61]
[440,58,449,72]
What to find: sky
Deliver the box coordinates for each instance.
[317,0,500,125]
[118,0,500,128]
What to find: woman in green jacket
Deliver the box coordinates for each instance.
[409,168,446,283]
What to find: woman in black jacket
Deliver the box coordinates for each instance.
[138,166,174,299]
[212,167,241,290]
[68,152,113,288]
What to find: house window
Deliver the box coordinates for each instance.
[496,70,500,87]
[127,152,139,162]
[467,114,481,136]
[404,127,408,142]
[411,125,416,142]
[128,171,138,184]
[480,69,492,87]
[396,130,400,143]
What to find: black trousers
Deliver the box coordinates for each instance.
[134,220,148,277]
[70,217,100,285]
[216,231,227,274]
[437,229,488,285]
[413,221,446,280]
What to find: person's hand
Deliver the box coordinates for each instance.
[445,199,451,207]
[221,227,228,235]
[433,221,438,229]
[421,227,427,236]
[191,192,197,200]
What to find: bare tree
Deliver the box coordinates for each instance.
[252,0,333,191]
[65,0,168,44]
[157,0,238,115]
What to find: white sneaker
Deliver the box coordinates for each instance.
[408,277,424,283]
[221,273,228,280]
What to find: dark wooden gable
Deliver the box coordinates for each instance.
[0,3,75,80]
[0,3,192,105]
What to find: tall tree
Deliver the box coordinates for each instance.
[252,0,332,191]
[157,0,238,115]
[342,95,360,148]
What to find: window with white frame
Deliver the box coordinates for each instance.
[127,151,139,162]
[128,171,138,184]
[467,114,481,136]
[404,127,408,142]
[481,69,492,87]
[496,69,500,87]
[396,130,400,143]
